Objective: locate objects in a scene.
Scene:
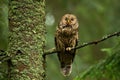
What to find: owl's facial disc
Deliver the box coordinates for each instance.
[62,18,72,28]
[59,14,78,30]
[65,18,72,25]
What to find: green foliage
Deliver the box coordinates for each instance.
[0,0,9,51]
[101,48,112,55]
[74,41,120,80]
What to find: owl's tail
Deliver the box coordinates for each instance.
[61,64,72,76]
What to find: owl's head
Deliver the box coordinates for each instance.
[59,14,79,30]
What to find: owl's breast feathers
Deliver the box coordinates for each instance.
[57,26,78,37]
[56,26,78,49]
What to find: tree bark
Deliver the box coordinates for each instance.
[8,0,45,80]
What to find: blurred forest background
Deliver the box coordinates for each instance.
[45,0,120,80]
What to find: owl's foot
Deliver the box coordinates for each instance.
[66,47,72,51]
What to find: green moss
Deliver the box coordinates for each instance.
[8,0,45,80]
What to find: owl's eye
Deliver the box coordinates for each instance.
[65,17,68,21]
[71,18,74,21]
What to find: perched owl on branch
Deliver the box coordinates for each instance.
[55,14,79,76]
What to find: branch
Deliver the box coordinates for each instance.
[74,31,120,49]
[43,31,120,57]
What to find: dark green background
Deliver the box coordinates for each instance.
[45,0,120,80]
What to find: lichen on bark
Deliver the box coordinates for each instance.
[8,0,45,80]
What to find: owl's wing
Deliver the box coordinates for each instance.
[55,33,61,52]
[55,32,63,62]
[55,36,57,49]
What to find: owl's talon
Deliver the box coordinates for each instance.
[66,47,72,51]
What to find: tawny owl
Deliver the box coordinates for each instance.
[55,14,79,76]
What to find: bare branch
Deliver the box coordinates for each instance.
[43,31,120,57]
[43,48,57,58]
[1,32,120,62]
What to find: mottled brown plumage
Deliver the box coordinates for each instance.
[55,14,79,76]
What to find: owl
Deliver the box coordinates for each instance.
[55,14,79,76]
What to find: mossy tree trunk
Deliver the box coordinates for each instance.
[8,0,45,80]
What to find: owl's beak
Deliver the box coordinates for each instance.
[67,19,71,25]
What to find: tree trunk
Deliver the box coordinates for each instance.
[8,0,45,80]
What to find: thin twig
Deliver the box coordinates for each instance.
[74,31,120,49]
[43,48,57,58]
[43,31,120,57]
